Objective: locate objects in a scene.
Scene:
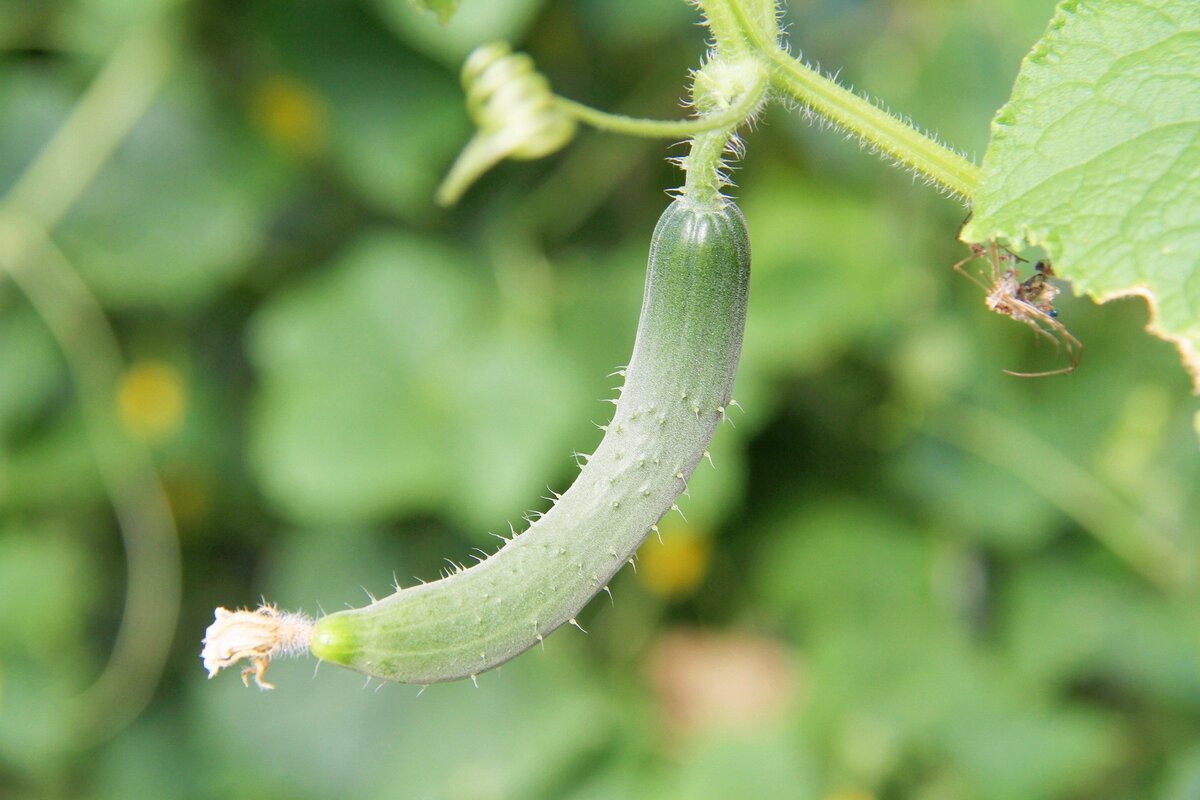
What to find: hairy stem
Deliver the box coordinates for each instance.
[683,130,736,207]
[554,81,763,139]
[763,47,980,199]
[704,0,981,200]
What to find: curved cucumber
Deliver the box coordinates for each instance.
[309,197,750,683]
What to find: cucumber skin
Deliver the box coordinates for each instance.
[309,198,750,683]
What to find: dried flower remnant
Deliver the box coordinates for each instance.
[201,605,313,690]
[954,243,1081,377]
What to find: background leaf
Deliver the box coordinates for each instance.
[371,0,546,66]
[405,0,461,26]
[248,231,590,531]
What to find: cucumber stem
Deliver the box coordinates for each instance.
[553,82,762,139]
[682,130,736,207]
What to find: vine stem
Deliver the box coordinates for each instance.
[698,0,758,59]
[762,47,981,199]
[682,129,736,207]
[554,85,761,139]
[558,60,768,206]
[678,58,770,205]
[703,0,981,200]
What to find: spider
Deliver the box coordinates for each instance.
[953,242,1081,377]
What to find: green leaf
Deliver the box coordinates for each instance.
[248,231,589,531]
[752,503,1124,797]
[737,174,931,411]
[1,67,290,309]
[661,735,817,800]
[962,0,1200,389]
[407,0,460,26]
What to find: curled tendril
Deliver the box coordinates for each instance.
[436,42,576,206]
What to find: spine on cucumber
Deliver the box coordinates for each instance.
[309,196,750,684]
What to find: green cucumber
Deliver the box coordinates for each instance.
[309,196,750,684]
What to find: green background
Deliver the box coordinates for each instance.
[2,0,1198,798]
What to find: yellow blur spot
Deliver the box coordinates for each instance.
[117,361,186,444]
[638,531,711,599]
[824,792,875,800]
[249,74,329,157]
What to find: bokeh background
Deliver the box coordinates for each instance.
[3,0,1199,797]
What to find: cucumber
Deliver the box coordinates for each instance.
[309,196,750,684]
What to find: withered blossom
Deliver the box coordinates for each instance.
[201,604,313,690]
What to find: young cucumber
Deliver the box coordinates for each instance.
[309,196,750,684]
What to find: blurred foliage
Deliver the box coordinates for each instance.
[1,0,1199,798]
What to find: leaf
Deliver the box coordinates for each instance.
[736,173,931,420]
[407,0,460,26]
[0,66,287,308]
[248,232,589,531]
[661,735,816,800]
[962,0,1200,389]
[1160,744,1200,800]
[0,67,74,191]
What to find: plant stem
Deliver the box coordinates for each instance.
[558,59,768,206]
[697,0,757,59]
[706,0,981,200]
[677,58,769,205]
[763,47,980,199]
[682,129,735,207]
[555,89,760,139]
